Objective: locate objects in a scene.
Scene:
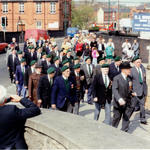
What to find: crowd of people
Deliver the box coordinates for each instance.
[6,32,147,134]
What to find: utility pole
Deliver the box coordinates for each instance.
[118,0,120,30]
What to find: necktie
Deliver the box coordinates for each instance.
[88,64,92,76]
[105,75,107,88]
[64,79,69,92]
[50,78,52,86]
[22,67,25,75]
[138,68,143,84]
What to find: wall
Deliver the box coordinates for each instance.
[24,109,150,149]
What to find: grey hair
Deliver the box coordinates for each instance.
[0,85,7,104]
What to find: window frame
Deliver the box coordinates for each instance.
[36,21,42,29]
[19,2,24,13]
[2,2,8,13]
[36,2,42,13]
[50,2,56,14]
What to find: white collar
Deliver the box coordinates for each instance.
[62,75,68,80]
[121,72,127,80]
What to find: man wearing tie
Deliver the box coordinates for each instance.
[92,64,112,124]
[108,56,122,81]
[81,56,95,104]
[15,58,28,97]
[112,62,133,132]
[129,56,148,125]
[7,48,17,83]
[35,47,42,64]
[37,67,56,108]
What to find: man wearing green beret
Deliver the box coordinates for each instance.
[51,65,76,112]
[69,64,86,114]
[62,59,70,67]
[108,56,122,81]
[50,57,61,77]
[129,56,148,125]
[37,67,56,108]
[92,64,112,125]
[93,57,105,76]
[73,57,80,65]
[26,46,36,66]
[15,58,28,98]
[81,57,95,104]
[62,49,73,64]
[42,54,52,74]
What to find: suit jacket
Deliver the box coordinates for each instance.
[92,73,112,104]
[51,76,76,108]
[129,65,147,97]
[0,98,41,149]
[81,64,95,87]
[108,62,121,81]
[24,67,34,87]
[7,54,16,72]
[93,64,101,76]
[15,65,28,86]
[112,74,131,108]
[14,57,21,73]
[37,75,53,104]
[42,60,51,74]
[26,52,36,66]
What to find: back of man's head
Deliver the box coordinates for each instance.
[0,85,7,105]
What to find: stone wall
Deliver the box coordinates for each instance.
[24,109,150,149]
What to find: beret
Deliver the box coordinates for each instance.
[98,57,105,63]
[114,56,122,62]
[46,54,52,58]
[41,52,46,56]
[28,46,34,49]
[73,63,81,69]
[85,56,91,61]
[132,56,141,62]
[61,65,69,72]
[101,64,109,68]
[21,58,26,63]
[74,57,79,61]
[30,60,37,66]
[67,49,72,53]
[62,59,69,65]
[106,56,113,59]
[17,50,23,54]
[47,67,56,74]
[53,56,59,62]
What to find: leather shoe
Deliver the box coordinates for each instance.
[140,121,148,125]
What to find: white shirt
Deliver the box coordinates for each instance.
[31,67,35,73]
[12,54,16,62]
[21,65,25,73]
[102,73,110,87]
[48,75,53,85]
[62,75,68,80]
[121,72,127,81]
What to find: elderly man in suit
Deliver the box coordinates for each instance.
[51,66,76,112]
[92,64,112,124]
[37,67,56,108]
[112,62,133,132]
[108,56,122,81]
[0,85,41,149]
[129,56,148,124]
[15,58,28,97]
[81,56,95,104]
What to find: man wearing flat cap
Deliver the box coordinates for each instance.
[112,61,133,132]
[108,56,122,81]
[37,67,56,108]
[51,65,76,112]
[81,56,95,105]
[15,58,28,97]
[28,64,43,106]
[92,64,112,124]
[128,56,148,125]
[0,86,41,149]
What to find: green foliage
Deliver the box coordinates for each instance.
[89,26,99,31]
[71,3,95,30]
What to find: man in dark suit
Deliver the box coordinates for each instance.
[93,64,112,124]
[42,54,52,74]
[15,58,28,97]
[37,67,56,108]
[26,46,36,66]
[14,50,23,73]
[0,85,41,149]
[50,56,61,77]
[108,56,122,81]
[7,48,17,83]
[51,66,76,112]
[129,56,148,124]
[69,64,87,114]
[81,56,95,104]
[112,62,133,132]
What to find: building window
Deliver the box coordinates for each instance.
[37,21,42,29]
[50,2,56,14]
[19,2,24,13]
[2,2,8,13]
[36,2,42,13]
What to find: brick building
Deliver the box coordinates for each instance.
[0,0,71,32]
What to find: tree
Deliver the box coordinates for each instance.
[71,3,95,30]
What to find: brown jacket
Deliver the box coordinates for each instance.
[28,73,43,104]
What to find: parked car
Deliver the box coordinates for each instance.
[0,42,8,53]
[24,29,50,41]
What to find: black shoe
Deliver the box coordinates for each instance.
[140,121,148,125]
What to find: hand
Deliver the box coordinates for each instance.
[118,99,126,106]
[132,92,137,97]
[7,67,9,70]
[85,89,88,94]
[71,84,74,89]
[24,86,27,89]
[16,81,19,84]
[37,99,42,107]
[93,97,98,102]
[10,95,21,102]
[80,76,84,81]
[51,104,56,109]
